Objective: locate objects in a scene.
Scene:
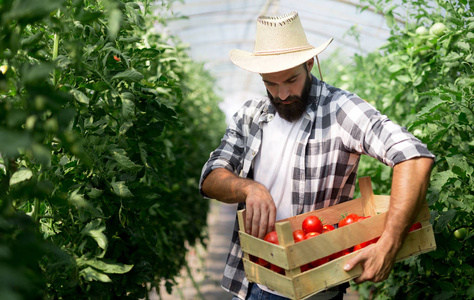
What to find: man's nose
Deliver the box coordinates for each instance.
[278,85,290,100]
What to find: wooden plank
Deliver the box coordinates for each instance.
[359,177,377,217]
[395,225,437,261]
[239,230,288,268]
[276,221,301,278]
[293,252,363,299]
[277,198,365,232]
[237,209,250,261]
[243,258,295,299]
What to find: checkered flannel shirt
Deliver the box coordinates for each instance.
[199,75,434,300]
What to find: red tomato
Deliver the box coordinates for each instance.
[329,248,352,260]
[338,213,360,228]
[262,231,283,273]
[302,215,323,234]
[310,256,330,268]
[300,263,312,272]
[293,229,306,243]
[271,264,285,274]
[409,222,422,232]
[257,257,270,268]
[264,231,279,244]
[322,224,335,233]
[304,232,320,239]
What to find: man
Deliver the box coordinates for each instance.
[199,11,434,300]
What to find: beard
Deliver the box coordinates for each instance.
[267,73,313,122]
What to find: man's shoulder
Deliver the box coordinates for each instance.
[319,81,368,108]
[238,97,271,117]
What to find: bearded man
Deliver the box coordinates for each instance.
[199,11,434,300]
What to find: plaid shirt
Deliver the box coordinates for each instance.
[199,75,434,299]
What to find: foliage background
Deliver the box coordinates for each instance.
[0,0,225,299]
[322,0,474,299]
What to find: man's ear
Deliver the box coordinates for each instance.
[306,58,315,73]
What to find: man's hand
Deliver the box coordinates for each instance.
[201,168,276,239]
[243,182,276,239]
[343,237,397,283]
[343,157,433,284]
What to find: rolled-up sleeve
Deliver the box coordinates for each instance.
[337,95,435,167]
[199,109,246,197]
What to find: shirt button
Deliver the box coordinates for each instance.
[252,151,256,156]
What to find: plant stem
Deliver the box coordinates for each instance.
[53,10,60,86]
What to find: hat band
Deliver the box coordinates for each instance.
[253,45,315,56]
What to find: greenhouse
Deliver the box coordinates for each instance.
[0,0,472,299]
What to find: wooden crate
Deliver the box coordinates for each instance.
[237,177,437,300]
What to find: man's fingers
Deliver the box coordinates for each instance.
[251,207,261,237]
[245,206,253,234]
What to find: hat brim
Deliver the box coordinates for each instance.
[229,38,333,74]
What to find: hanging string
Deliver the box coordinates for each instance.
[316,55,324,82]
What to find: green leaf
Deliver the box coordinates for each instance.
[467,284,474,299]
[109,147,141,170]
[111,181,133,198]
[456,41,471,52]
[388,64,404,73]
[84,259,133,274]
[112,69,144,82]
[431,170,457,190]
[70,89,90,105]
[415,97,445,118]
[108,8,122,40]
[81,219,108,251]
[121,98,135,119]
[396,75,411,83]
[0,130,32,157]
[9,168,33,185]
[435,209,456,232]
[80,267,111,282]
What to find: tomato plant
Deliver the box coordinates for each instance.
[324,0,474,298]
[0,0,226,298]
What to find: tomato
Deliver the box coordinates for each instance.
[304,232,320,239]
[329,248,352,260]
[338,213,360,228]
[300,263,312,273]
[302,215,323,234]
[415,26,429,36]
[310,256,330,268]
[261,231,283,273]
[429,22,446,36]
[113,55,121,62]
[270,264,285,274]
[264,231,279,244]
[322,224,335,233]
[257,257,270,268]
[293,229,306,243]
[409,222,422,232]
[454,228,468,240]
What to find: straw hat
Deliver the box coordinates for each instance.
[229,12,333,74]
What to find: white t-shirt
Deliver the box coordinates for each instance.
[254,113,305,296]
[254,113,305,221]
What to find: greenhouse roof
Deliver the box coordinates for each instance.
[164,0,394,120]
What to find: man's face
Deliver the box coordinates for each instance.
[261,62,313,122]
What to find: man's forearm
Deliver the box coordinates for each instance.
[201,168,277,238]
[380,157,434,254]
[201,168,259,204]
